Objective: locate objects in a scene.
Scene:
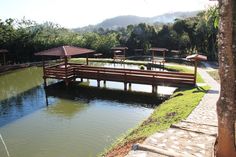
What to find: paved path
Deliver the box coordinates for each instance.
[126,62,220,157]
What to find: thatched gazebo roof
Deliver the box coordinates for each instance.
[186,54,207,61]
[35,46,95,57]
[0,49,8,54]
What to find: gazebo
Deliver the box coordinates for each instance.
[0,49,8,66]
[35,45,94,86]
[149,47,168,67]
[111,47,128,61]
[134,49,144,54]
[186,54,207,84]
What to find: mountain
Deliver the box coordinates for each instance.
[151,11,199,24]
[73,11,200,32]
[97,15,151,29]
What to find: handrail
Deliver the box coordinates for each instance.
[79,65,193,75]
[43,63,195,85]
[76,66,194,79]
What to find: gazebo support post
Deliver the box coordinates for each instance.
[152,85,155,93]
[124,82,127,91]
[64,56,69,86]
[128,83,131,90]
[194,60,198,85]
[186,54,207,85]
[3,53,6,65]
[152,51,154,64]
[163,50,165,70]
[124,49,126,60]
[86,54,89,65]
[42,57,47,88]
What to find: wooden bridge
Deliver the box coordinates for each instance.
[35,46,206,93]
[43,63,195,93]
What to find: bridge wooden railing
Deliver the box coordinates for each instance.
[74,65,195,86]
[43,63,195,87]
[44,63,80,79]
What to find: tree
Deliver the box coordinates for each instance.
[127,23,156,54]
[216,0,236,156]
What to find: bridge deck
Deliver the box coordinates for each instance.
[43,63,195,89]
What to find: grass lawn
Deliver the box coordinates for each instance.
[165,64,205,83]
[207,70,220,83]
[71,58,148,65]
[71,58,207,157]
[71,58,204,83]
[101,85,209,157]
[96,61,207,156]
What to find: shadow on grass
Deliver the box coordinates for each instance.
[173,86,208,96]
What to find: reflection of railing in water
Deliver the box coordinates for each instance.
[0,133,10,157]
[45,82,165,108]
[43,63,195,93]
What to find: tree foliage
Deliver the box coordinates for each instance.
[0,6,219,63]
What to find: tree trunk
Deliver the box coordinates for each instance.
[216,0,236,156]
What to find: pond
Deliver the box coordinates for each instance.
[0,63,175,157]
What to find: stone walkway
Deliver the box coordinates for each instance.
[126,62,220,157]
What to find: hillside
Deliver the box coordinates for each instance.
[74,11,200,32]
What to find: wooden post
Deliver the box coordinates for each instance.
[42,57,47,88]
[45,89,49,106]
[3,53,6,65]
[103,80,106,88]
[43,76,47,88]
[163,51,165,71]
[194,60,198,85]
[97,80,100,87]
[65,57,68,73]
[152,51,154,63]
[86,54,89,65]
[124,49,126,60]
[124,83,127,91]
[152,85,155,93]
[124,71,127,91]
[64,56,69,86]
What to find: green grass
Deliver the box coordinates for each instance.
[100,85,209,156]
[165,64,204,83]
[207,70,220,83]
[71,58,204,83]
[69,59,207,156]
[70,58,148,65]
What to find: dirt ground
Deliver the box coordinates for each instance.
[105,138,145,157]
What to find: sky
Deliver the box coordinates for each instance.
[0,0,217,28]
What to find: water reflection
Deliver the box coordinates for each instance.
[46,82,164,108]
[0,67,43,102]
[0,64,165,157]
[46,99,87,119]
[0,85,53,127]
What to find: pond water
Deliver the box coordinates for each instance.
[0,63,164,157]
[0,63,177,157]
[85,62,176,95]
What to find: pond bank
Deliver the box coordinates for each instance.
[102,85,209,157]
[126,65,219,157]
[98,61,208,157]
